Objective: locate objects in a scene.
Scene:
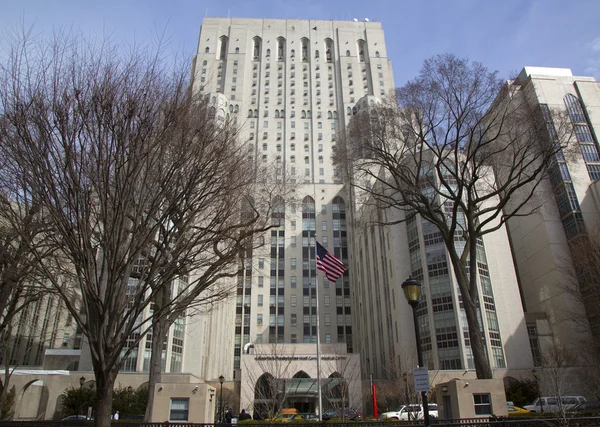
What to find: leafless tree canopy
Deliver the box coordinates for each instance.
[336,54,571,379]
[0,30,276,426]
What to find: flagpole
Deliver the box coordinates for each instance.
[315,247,323,421]
[312,182,323,421]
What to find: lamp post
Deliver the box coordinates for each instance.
[78,376,85,420]
[402,372,409,404]
[402,277,430,427]
[219,375,225,423]
[532,369,543,412]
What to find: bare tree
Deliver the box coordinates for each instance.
[0,124,59,416]
[558,228,600,398]
[242,344,300,420]
[335,54,571,379]
[0,30,278,427]
[321,349,360,421]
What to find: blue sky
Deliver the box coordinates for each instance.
[2,0,600,86]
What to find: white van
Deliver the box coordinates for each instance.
[524,396,586,413]
[380,404,439,420]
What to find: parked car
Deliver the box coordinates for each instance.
[300,413,319,421]
[570,401,600,416]
[322,408,362,420]
[507,406,531,416]
[380,404,439,420]
[61,415,90,421]
[524,396,586,413]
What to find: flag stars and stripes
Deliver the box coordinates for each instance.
[316,241,347,282]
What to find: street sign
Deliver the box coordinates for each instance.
[413,367,430,393]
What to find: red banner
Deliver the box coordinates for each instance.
[372,383,378,418]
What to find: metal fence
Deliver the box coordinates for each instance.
[0,419,599,427]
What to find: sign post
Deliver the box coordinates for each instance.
[413,367,430,393]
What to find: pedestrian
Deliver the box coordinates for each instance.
[114,410,119,420]
[225,410,233,424]
[239,409,252,421]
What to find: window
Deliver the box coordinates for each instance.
[170,398,190,421]
[257,314,263,326]
[258,277,264,288]
[322,221,327,230]
[291,236,297,247]
[325,333,331,344]
[291,258,297,269]
[291,295,297,306]
[325,313,331,326]
[291,276,297,288]
[473,394,492,415]
[258,295,263,306]
[259,258,265,268]
[291,314,297,325]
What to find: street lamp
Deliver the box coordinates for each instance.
[79,376,85,420]
[532,369,544,412]
[402,277,430,427]
[219,375,225,423]
[402,372,409,403]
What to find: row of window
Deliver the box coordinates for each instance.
[210,36,380,63]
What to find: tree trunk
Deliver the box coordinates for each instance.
[463,298,493,379]
[94,371,116,427]
[145,285,171,422]
[446,236,493,379]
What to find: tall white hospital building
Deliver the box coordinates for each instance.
[191,18,396,410]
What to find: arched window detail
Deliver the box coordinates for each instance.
[293,371,311,379]
[219,36,228,60]
[205,47,210,53]
[315,50,320,59]
[234,105,239,113]
[229,105,233,112]
[280,110,285,118]
[301,38,309,62]
[254,373,275,420]
[333,111,338,119]
[235,47,240,54]
[291,49,295,58]
[275,110,280,118]
[266,48,271,57]
[325,38,333,62]
[347,106,351,115]
[307,110,312,119]
[564,94,587,123]
[277,37,286,61]
[346,50,351,56]
[301,110,306,119]
[248,109,253,118]
[375,51,380,57]
[290,155,295,163]
[564,93,600,180]
[357,39,366,62]
[327,111,332,119]
[253,37,262,61]
[254,109,258,118]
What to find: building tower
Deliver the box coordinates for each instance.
[493,67,600,388]
[191,18,396,411]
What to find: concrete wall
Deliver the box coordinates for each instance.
[0,371,216,422]
[436,379,508,419]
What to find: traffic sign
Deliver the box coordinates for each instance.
[413,367,430,392]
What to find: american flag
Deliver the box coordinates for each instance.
[316,241,347,282]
